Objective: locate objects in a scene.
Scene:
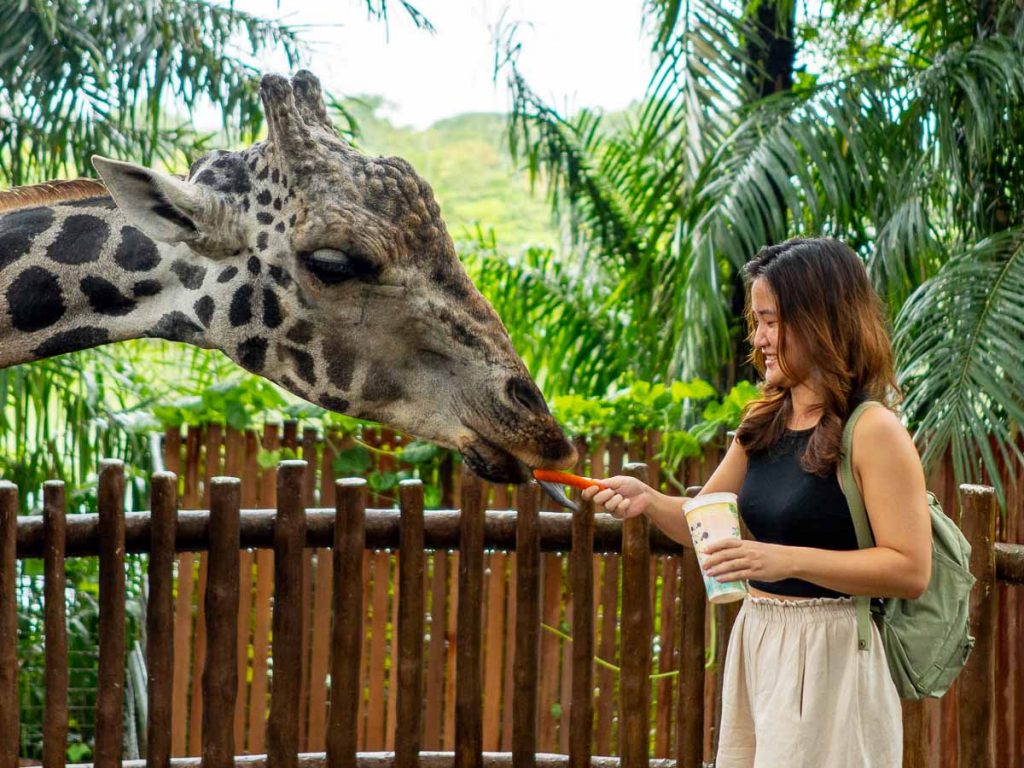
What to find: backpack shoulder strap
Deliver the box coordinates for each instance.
[839,399,885,652]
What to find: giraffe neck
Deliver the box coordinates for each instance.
[0,196,218,368]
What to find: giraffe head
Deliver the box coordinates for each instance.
[91,71,575,483]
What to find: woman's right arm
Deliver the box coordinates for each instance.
[583,437,748,549]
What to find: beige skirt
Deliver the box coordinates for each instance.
[715,594,902,768]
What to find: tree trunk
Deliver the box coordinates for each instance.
[725,0,797,388]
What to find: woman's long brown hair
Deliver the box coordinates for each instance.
[734,238,901,475]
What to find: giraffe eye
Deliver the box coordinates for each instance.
[299,248,378,284]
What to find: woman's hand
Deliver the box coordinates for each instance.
[701,539,795,583]
[580,475,654,519]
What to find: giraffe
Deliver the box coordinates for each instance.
[0,70,576,483]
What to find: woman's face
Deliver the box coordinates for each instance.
[751,277,809,388]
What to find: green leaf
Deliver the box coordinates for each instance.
[369,471,399,492]
[424,485,442,508]
[671,379,717,402]
[257,450,281,470]
[333,446,371,477]
[400,441,440,465]
[66,743,91,762]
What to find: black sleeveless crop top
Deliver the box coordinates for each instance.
[738,427,860,598]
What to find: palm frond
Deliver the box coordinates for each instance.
[0,0,304,184]
[894,230,1024,506]
[461,233,630,396]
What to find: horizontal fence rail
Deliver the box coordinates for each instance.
[2,421,1024,768]
[9,510,1024,581]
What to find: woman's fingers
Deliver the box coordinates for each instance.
[577,478,645,518]
[702,538,741,556]
[703,543,744,570]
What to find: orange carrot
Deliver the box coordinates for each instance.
[532,469,608,491]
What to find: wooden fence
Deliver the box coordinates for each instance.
[1,421,1023,767]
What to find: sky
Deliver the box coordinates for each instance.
[224,0,657,129]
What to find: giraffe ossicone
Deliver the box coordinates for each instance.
[0,70,576,483]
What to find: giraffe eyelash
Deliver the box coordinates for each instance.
[298,248,378,284]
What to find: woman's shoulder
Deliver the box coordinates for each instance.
[851,402,917,465]
[853,401,904,437]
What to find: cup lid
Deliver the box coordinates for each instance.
[683,491,738,514]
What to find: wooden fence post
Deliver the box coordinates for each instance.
[513,483,541,768]
[147,472,178,768]
[248,423,280,755]
[455,469,486,768]
[268,461,307,768]
[95,460,126,768]
[43,481,68,768]
[202,477,241,768]
[958,484,997,768]
[570,489,595,768]
[327,478,367,768]
[0,482,18,768]
[395,480,426,768]
[620,462,652,768]
[676,489,705,768]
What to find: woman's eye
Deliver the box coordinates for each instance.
[300,248,378,284]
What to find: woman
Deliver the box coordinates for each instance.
[582,237,931,767]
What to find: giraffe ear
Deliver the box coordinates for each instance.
[91,156,218,244]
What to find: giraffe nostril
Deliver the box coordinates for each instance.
[506,376,549,416]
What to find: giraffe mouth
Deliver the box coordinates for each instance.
[460,437,530,484]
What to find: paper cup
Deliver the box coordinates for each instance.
[683,492,747,604]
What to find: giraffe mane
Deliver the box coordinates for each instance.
[0,178,109,213]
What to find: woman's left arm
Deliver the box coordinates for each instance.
[704,407,933,599]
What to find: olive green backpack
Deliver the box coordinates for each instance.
[839,401,976,700]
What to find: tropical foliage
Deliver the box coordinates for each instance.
[492,0,1024,502]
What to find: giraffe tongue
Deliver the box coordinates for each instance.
[537,480,578,512]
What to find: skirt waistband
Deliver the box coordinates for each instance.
[743,594,856,623]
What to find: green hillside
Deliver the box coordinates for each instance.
[336,97,559,249]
